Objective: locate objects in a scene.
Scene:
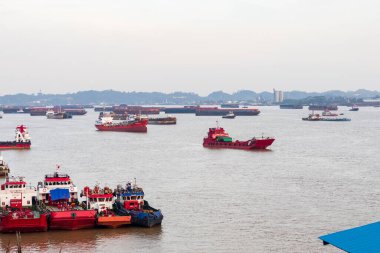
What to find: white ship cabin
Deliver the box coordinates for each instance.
[37,172,78,204]
[82,186,114,213]
[96,116,113,125]
[0,177,37,208]
[15,125,31,142]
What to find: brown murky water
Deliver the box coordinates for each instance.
[0,107,379,252]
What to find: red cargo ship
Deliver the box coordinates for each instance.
[0,125,31,150]
[37,170,96,230]
[95,116,148,132]
[0,176,48,233]
[203,126,275,150]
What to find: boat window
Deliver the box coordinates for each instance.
[99,198,104,202]
[27,201,30,204]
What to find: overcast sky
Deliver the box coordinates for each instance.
[0,0,379,95]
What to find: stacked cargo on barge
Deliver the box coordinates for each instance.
[112,105,160,115]
[148,116,176,125]
[0,154,10,177]
[162,106,199,114]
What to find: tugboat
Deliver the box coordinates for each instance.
[349,105,359,111]
[95,115,148,132]
[81,184,131,228]
[0,176,48,233]
[203,124,275,150]
[114,180,163,227]
[46,109,72,119]
[302,112,351,121]
[0,153,10,177]
[37,169,96,230]
[222,111,235,119]
[0,125,31,150]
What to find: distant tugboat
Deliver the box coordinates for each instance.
[114,180,163,227]
[81,184,131,228]
[302,112,351,121]
[349,105,359,111]
[0,125,31,150]
[222,111,235,119]
[95,115,148,132]
[0,176,48,233]
[37,169,96,230]
[203,124,275,150]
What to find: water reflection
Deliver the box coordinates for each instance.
[0,226,163,252]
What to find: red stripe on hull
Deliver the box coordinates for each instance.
[203,139,275,150]
[0,213,48,233]
[0,144,31,150]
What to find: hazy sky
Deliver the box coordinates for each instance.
[0,0,379,95]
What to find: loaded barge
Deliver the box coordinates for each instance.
[196,108,260,116]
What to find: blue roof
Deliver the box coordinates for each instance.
[320,221,380,253]
[50,188,70,201]
[119,191,144,197]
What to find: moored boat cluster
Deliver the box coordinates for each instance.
[0,165,163,233]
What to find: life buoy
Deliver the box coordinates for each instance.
[70,187,74,191]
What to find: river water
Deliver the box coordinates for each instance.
[0,107,379,252]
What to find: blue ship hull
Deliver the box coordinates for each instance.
[130,209,163,228]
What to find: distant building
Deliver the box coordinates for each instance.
[273,89,284,103]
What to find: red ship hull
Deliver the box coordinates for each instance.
[0,212,48,233]
[0,142,31,150]
[49,210,96,230]
[95,121,148,132]
[203,138,275,150]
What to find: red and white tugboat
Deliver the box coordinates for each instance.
[0,125,31,150]
[37,169,96,230]
[203,124,275,150]
[95,115,148,132]
[81,184,131,228]
[0,176,48,233]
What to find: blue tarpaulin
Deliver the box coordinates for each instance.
[320,221,380,253]
[50,188,70,201]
